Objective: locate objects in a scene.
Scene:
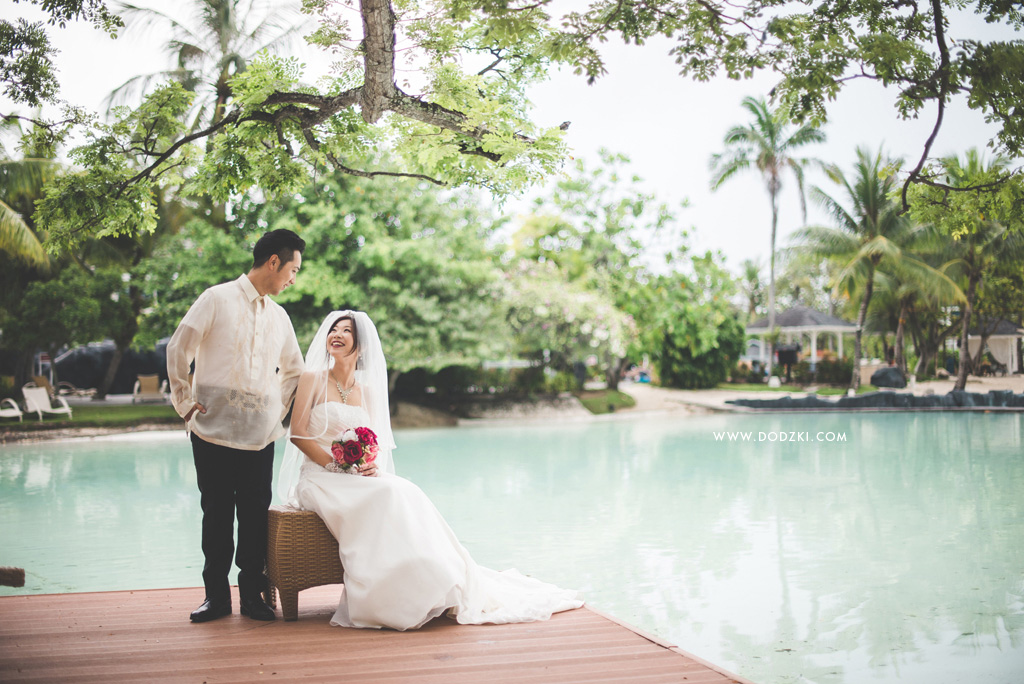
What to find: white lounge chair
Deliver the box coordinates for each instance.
[0,398,23,422]
[132,374,168,403]
[22,386,73,421]
[27,375,57,397]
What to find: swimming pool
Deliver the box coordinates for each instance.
[2,412,1023,684]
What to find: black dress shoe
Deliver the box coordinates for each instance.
[190,598,231,623]
[240,596,276,621]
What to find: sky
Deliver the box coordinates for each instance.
[1,1,1015,274]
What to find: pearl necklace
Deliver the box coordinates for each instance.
[331,372,356,404]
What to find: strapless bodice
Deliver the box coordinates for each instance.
[306,402,371,446]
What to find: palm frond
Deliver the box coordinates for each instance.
[103,71,187,112]
[809,186,856,232]
[0,200,47,267]
[0,158,60,200]
[786,124,827,148]
[708,153,751,190]
[791,225,860,257]
[117,2,206,47]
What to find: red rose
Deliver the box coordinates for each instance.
[342,440,363,465]
[354,426,378,446]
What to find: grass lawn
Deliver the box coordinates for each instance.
[576,389,637,415]
[816,385,879,396]
[718,382,806,392]
[717,383,878,395]
[1,402,180,433]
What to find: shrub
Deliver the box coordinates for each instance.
[0,375,15,400]
[657,316,747,390]
[791,360,813,385]
[544,371,578,393]
[815,357,854,385]
[730,363,749,384]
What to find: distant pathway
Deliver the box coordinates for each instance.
[618,375,1024,414]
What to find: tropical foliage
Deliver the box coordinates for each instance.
[642,254,746,389]
[4,1,1022,253]
[4,1,1024,398]
[795,147,965,388]
[909,151,1024,390]
[111,0,306,130]
[710,95,825,374]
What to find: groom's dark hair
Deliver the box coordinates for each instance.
[253,229,306,269]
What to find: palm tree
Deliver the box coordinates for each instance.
[868,233,963,377]
[0,127,64,387]
[0,188,47,267]
[738,258,764,319]
[111,0,306,130]
[937,151,1024,391]
[710,96,825,376]
[0,129,54,268]
[794,147,962,389]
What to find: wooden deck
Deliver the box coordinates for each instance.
[0,586,755,683]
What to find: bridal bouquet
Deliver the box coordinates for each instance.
[330,427,379,472]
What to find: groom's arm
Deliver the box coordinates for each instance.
[278,317,304,422]
[167,290,214,422]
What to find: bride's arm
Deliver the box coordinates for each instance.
[290,436,332,468]
[289,372,333,468]
[289,373,377,475]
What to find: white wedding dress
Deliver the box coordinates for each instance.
[292,402,584,630]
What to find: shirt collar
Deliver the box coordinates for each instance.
[237,274,266,305]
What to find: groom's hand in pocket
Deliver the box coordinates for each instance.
[185,403,207,422]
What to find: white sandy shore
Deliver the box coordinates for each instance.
[617,375,1024,413]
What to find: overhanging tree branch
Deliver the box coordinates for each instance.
[901,0,950,213]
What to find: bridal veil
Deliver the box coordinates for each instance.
[277,311,397,505]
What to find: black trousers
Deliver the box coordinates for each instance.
[191,433,274,604]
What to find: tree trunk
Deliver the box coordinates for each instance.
[360,0,398,124]
[913,349,932,377]
[971,334,990,372]
[605,356,627,392]
[95,284,144,400]
[387,368,402,415]
[46,345,60,389]
[911,312,959,378]
[895,303,908,377]
[766,188,778,377]
[850,267,875,391]
[954,275,979,391]
[13,350,34,394]
[94,346,124,400]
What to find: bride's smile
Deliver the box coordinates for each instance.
[327,322,356,357]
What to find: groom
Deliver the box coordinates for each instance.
[167,229,306,622]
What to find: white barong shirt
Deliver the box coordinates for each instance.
[166,274,304,450]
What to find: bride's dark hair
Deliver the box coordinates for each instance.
[329,314,359,356]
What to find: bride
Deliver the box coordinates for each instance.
[278,311,583,630]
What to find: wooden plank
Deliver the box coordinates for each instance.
[0,587,755,683]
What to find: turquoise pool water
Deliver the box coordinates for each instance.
[2,412,1023,684]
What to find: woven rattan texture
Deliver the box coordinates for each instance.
[267,505,345,621]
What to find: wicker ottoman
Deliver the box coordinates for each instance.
[267,505,345,621]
